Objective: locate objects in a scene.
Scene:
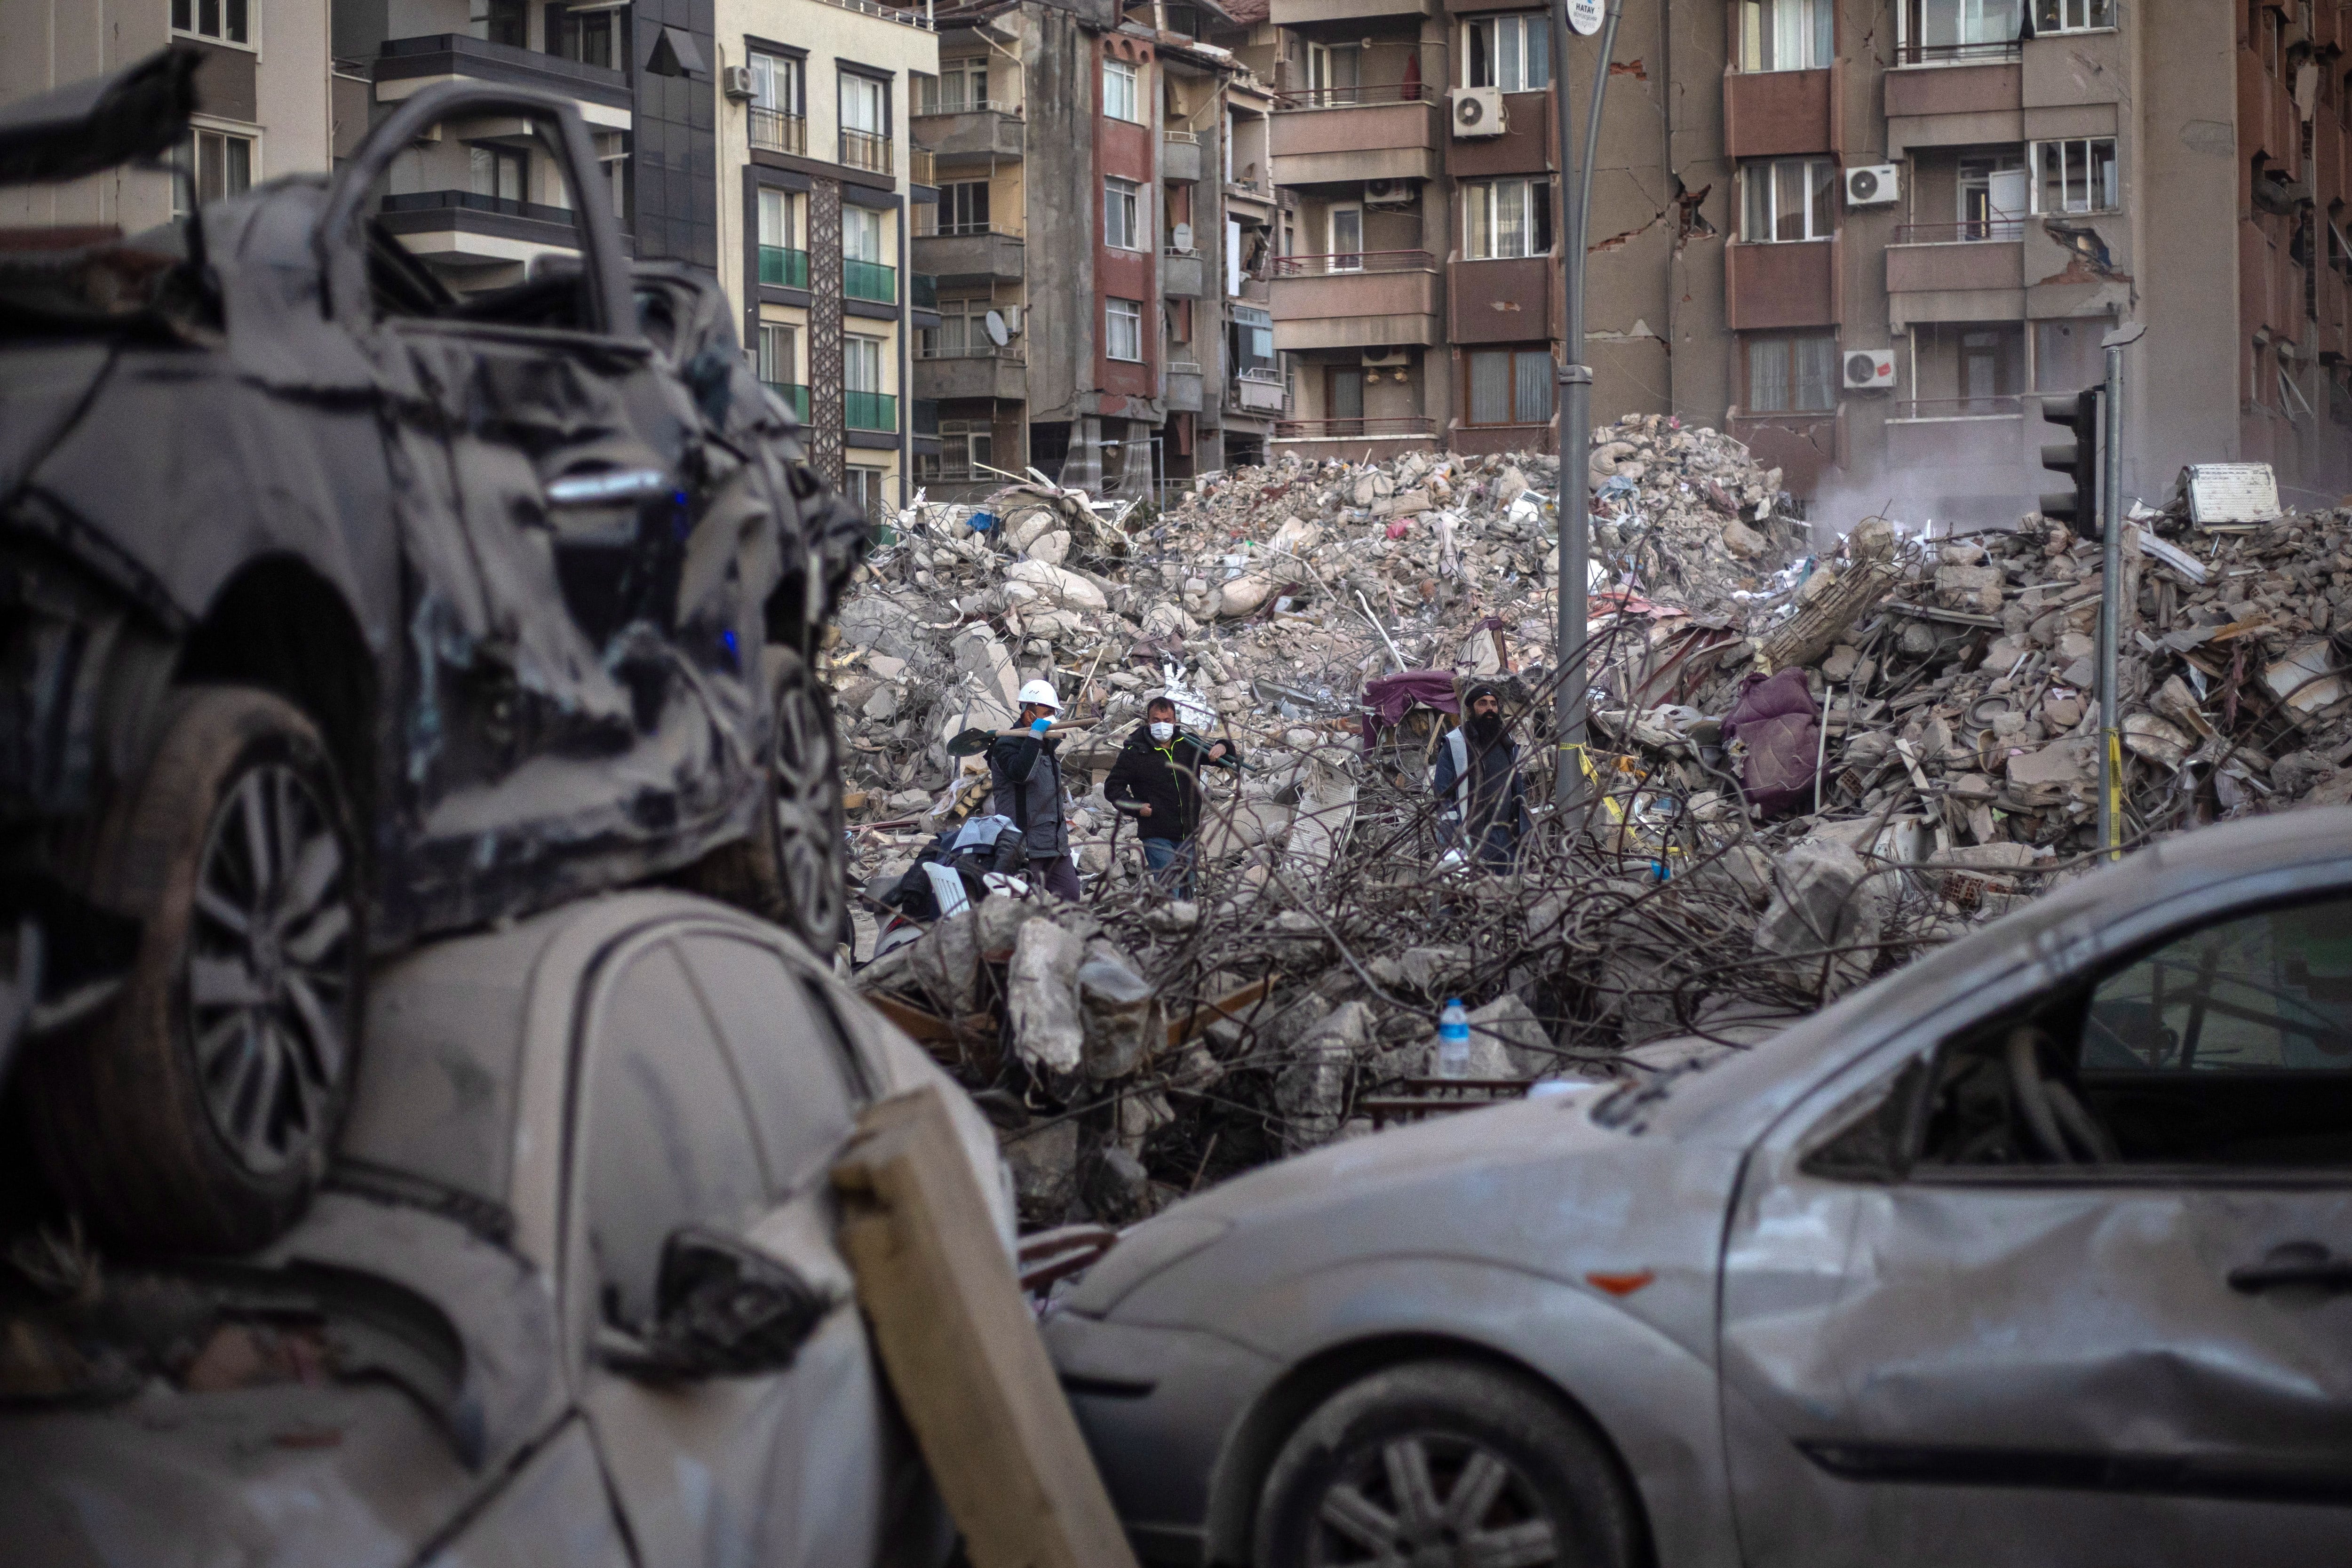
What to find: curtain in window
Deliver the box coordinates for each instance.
[841,74,884,133]
[1470,350,1512,423]
[844,337,882,393]
[1515,350,1554,423]
[843,207,882,263]
[1748,336,1791,412]
[1794,336,1837,411]
[758,188,791,248]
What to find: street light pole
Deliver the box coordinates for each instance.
[1552,0,1621,817]
[2096,318,2144,860]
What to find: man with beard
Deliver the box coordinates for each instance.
[1432,681,1528,870]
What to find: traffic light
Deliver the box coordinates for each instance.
[2040,388,2102,538]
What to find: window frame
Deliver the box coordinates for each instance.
[1462,176,1554,260]
[842,204,886,264]
[1328,202,1365,268]
[757,320,799,386]
[843,332,886,394]
[1463,345,1557,426]
[1105,175,1144,251]
[170,0,254,49]
[172,122,258,217]
[1743,331,1840,414]
[749,51,805,115]
[2030,0,2115,32]
[1739,156,1838,243]
[1464,13,1553,93]
[2029,135,2120,215]
[1736,0,1835,72]
[938,179,990,235]
[1103,56,1143,123]
[1105,296,1145,362]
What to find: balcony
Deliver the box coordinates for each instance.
[915,347,1028,401]
[913,228,1025,284]
[845,390,898,431]
[1232,369,1287,414]
[758,245,810,288]
[1724,66,1837,159]
[1884,54,2025,158]
[372,34,631,129]
[845,258,898,304]
[1892,38,2022,67]
[912,106,1024,163]
[1269,0,1434,24]
[1270,88,1441,187]
[1165,361,1204,412]
[750,107,807,155]
[911,147,936,185]
[1163,249,1205,297]
[1163,131,1202,183]
[1724,239,1838,330]
[1270,250,1441,351]
[763,381,812,422]
[375,190,587,271]
[1452,255,1556,344]
[840,129,893,175]
[1885,228,2025,325]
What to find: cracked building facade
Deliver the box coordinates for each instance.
[1239,0,2352,523]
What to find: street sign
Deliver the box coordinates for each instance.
[1565,0,1603,34]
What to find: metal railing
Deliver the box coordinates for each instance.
[1275,415,1436,439]
[381,190,577,225]
[758,245,809,287]
[1165,128,1200,143]
[1890,396,2026,420]
[840,128,893,173]
[1274,82,1431,109]
[911,271,938,308]
[1892,38,2023,65]
[845,390,898,430]
[1166,360,1203,375]
[762,381,811,422]
[843,258,897,304]
[1271,249,1436,277]
[910,147,936,184]
[920,219,998,237]
[812,0,933,28]
[917,343,1025,361]
[915,96,1011,115]
[749,107,807,154]
[1891,220,2025,244]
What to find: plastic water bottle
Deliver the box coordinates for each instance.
[1436,999,1472,1080]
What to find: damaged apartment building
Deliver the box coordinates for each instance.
[909,0,1287,500]
[1216,0,2352,524]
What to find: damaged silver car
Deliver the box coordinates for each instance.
[0,890,1011,1567]
[1044,810,2352,1568]
[0,53,866,1251]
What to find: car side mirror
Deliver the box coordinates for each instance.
[596,1226,831,1382]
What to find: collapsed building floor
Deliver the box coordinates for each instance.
[824,419,2352,1228]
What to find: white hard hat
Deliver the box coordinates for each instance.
[1016,679,1062,711]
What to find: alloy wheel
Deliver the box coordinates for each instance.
[1308,1431,1559,1568]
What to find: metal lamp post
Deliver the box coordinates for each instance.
[2097,318,2145,860]
[1551,0,1621,816]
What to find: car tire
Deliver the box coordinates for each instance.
[1252,1361,1641,1568]
[683,645,850,954]
[24,685,364,1255]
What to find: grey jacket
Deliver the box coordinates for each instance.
[985,731,1067,857]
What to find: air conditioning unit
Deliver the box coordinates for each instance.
[1845,164,1900,207]
[721,65,756,101]
[1843,349,1897,390]
[1362,347,1410,368]
[1364,178,1414,206]
[1450,87,1507,139]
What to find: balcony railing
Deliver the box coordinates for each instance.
[1276,415,1436,439]
[846,390,898,430]
[758,245,810,287]
[749,107,807,154]
[844,258,898,303]
[1890,396,2026,421]
[911,146,937,184]
[1270,249,1436,277]
[840,128,893,173]
[918,344,1025,361]
[919,219,998,237]
[1892,220,2026,244]
[762,381,812,422]
[1891,39,2023,65]
[381,190,577,225]
[1274,82,1431,110]
[1166,128,1199,143]
[916,96,1012,115]
[1167,360,1203,375]
[912,271,938,308]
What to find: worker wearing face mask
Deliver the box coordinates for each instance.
[1104,696,1242,896]
[987,679,1084,900]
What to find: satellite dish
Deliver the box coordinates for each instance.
[1173,221,1193,250]
[984,310,1009,346]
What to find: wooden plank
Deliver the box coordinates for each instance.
[833,1088,1142,1568]
[866,992,957,1043]
[1165,975,1275,1049]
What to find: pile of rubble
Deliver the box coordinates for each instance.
[823,426,2352,1231]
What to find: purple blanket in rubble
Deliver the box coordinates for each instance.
[1723,667,1820,816]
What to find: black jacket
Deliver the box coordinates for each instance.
[986,731,1067,856]
[1104,729,1241,841]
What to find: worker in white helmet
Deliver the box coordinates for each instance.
[987,677,1083,900]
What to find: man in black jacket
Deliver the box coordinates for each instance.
[1104,696,1241,896]
[987,679,1083,900]
[1431,681,1528,870]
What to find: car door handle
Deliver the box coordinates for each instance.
[547,468,672,506]
[2227,1242,2352,1294]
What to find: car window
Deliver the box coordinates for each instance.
[583,941,769,1330]
[676,935,865,1199]
[2084,899,2352,1071]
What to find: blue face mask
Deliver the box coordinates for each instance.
[1149,722,1175,742]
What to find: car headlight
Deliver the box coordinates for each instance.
[1061,1215,1232,1317]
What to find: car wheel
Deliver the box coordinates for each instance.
[1253,1361,1640,1568]
[24,686,363,1254]
[683,646,850,953]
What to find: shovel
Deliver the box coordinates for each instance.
[944,717,1099,757]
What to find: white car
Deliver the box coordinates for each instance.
[0,891,1009,1568]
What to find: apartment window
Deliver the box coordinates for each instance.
[1306,43,1361,103]
[1106,177,1144,250]
[1106,297,1144,361]
[1955,324,2023,408]
[171,0,249,44]
[1740,157,1836,241]
[757,323,799,388]
[1465,15,1552,92]
[840,71,890,172]
[937,180,990,234]
[925,60,990,111]
[553,6,623,67]
[2032,0,2113,29]
[1738,0,1832,71]
[1956,151,2027,238]
[845,335,890,431]
[1104,57,1142,122]
[1464,178,1553,259]
[469,143,527,207]
[758,188,796,249]
[842,466,885,515]
[1898,0,2022,63]
[844,206,884,264]
[2032,137,2118,213]
[1329,204,1364,268]
[1327,367,1365,432]
[1467,347,1556,426]
[922,299,993,356]
[1232,304,1275,374]
[171,127,253,217]
[926,421,996,478]
[1746,334,1838,413]
[757,188,807,287]
[751,52,804,114]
